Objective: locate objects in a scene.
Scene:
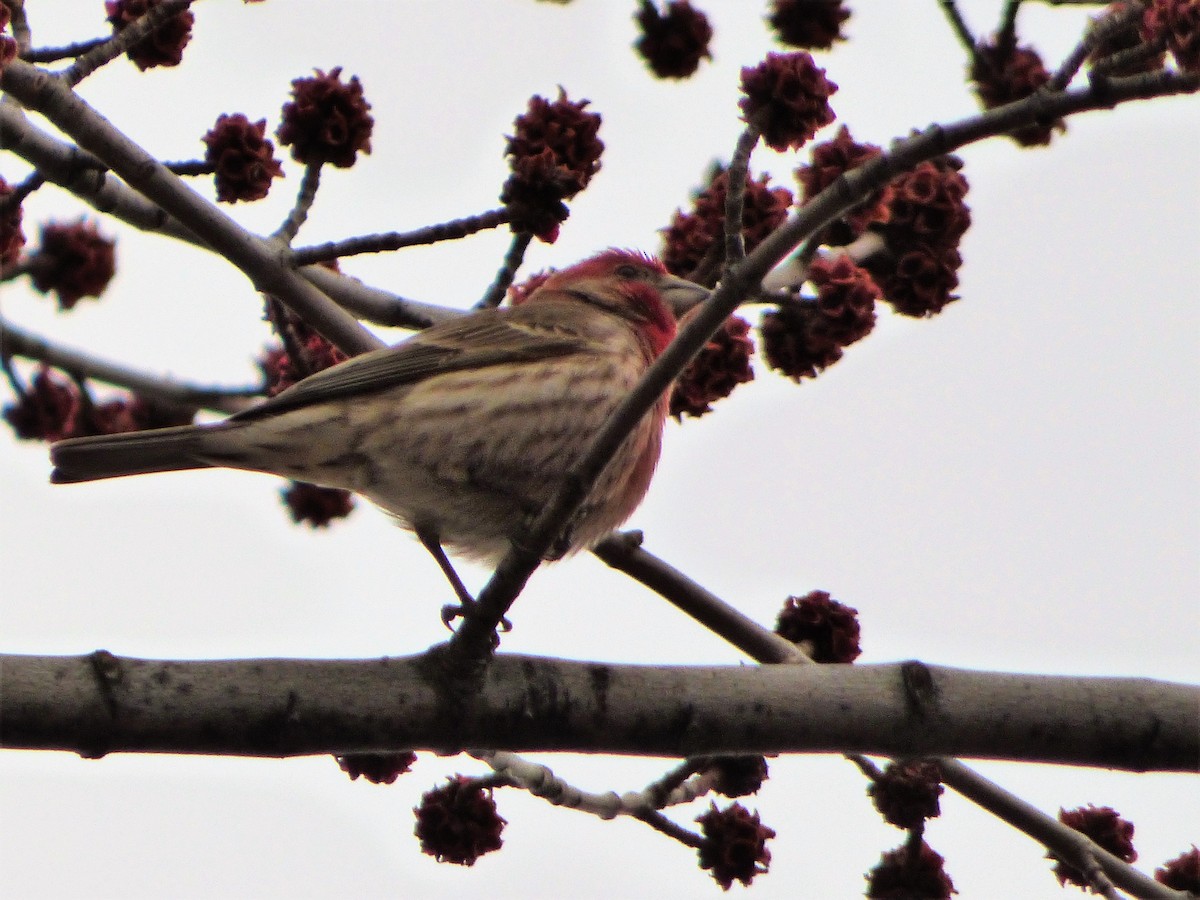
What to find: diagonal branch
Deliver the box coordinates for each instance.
[592,533,1185,900]
[444,66,1199,663]
[0,58,384,358]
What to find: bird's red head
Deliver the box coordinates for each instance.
[524,249,707,357]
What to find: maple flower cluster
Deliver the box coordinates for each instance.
[3,366,193,443]
[413,777,507,867]
[634,0,713,79]
[500,90,605,243]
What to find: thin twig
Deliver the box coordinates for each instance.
[1048,1,1145,91]
[722,126,760,270]
[161,159,214,178]
[999,0,1023,47]
[2,58,383,357]
[273,163,322,244]
[0,170,45,214]
[61,0,195,87]
[476,231,532,309]
[4,0,32,55]
[292,208,511,267]
[938,0,979,57]
[0,317,260,414]
[593,533,1181,900]
[22,37,108,64]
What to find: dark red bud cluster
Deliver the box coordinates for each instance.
[1142,0,1200,71]
[761,255,878,382]
[1053,805,1137,889]
[767,0,850,50]
[774,589,862,663]
[696,802,776,890]
[335,752,418,785]
[869,761,945,829]
[739,51,837,152]
[413,777,506,866]
[203,114,285,203]
[796,125,892,244]
[105,0,194,70]
[501,90,604,243]
[662,168,793,280]
[0,176,26,268]
[277,68,374,168]
[669,314,755,420]
[30,220,116,310]
[866,840,956,899]
[634,1,713,79]
[970,38,1064,147]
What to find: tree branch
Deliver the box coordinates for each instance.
[0,59,384,357]
[1,651,1194,771]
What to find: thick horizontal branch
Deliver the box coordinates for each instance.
[1,652,1194,771]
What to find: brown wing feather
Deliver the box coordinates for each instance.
[233,300,596,422]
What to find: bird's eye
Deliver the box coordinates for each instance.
[614,264,642,279]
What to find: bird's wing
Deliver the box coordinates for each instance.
[233,304,595,421]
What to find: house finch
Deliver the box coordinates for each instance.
[50,249,708,605]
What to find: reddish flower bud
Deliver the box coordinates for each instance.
[767,0,850,50]
[670,314,754,420]
[203,114,285,203]
[761,256,877,381]
[281,481,355,528]
[710,756,770,798]
[335,751,417,785]
[105,0,193,70]
[885,160,971,252]
[774,590,861,663]
[866,841,957,899]
[263,296,349,384]
[662,168,793,279]
[414,777,506,866]
[501,90,604,242]
[1155,846,1200,892]
[30,220,116,310]
[696,802,775,890]
[879,244,962,319]
[1053,805,1137,888]
[1142,0,1200,71]
[739,51,837,152]
[870,761,945,829]
[3,367,81,442]
[970,38,1065,146]
[635,1,713,80]
[864,158,970,318]
[0,176,26,268]
[278,68,374,168]
[796,125,892,243]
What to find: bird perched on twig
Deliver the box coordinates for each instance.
[50,249,709,617]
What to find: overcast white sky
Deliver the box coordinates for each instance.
[2,2,1197,898]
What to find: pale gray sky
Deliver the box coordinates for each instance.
[2,2,1197,898]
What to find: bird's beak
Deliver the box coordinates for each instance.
[659,274,711,317]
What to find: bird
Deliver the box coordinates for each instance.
[50,249,709,615]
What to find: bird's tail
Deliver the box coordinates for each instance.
[50,424,213,484]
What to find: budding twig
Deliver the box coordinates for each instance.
[594,532,1183,900]
[291,208,511,267]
